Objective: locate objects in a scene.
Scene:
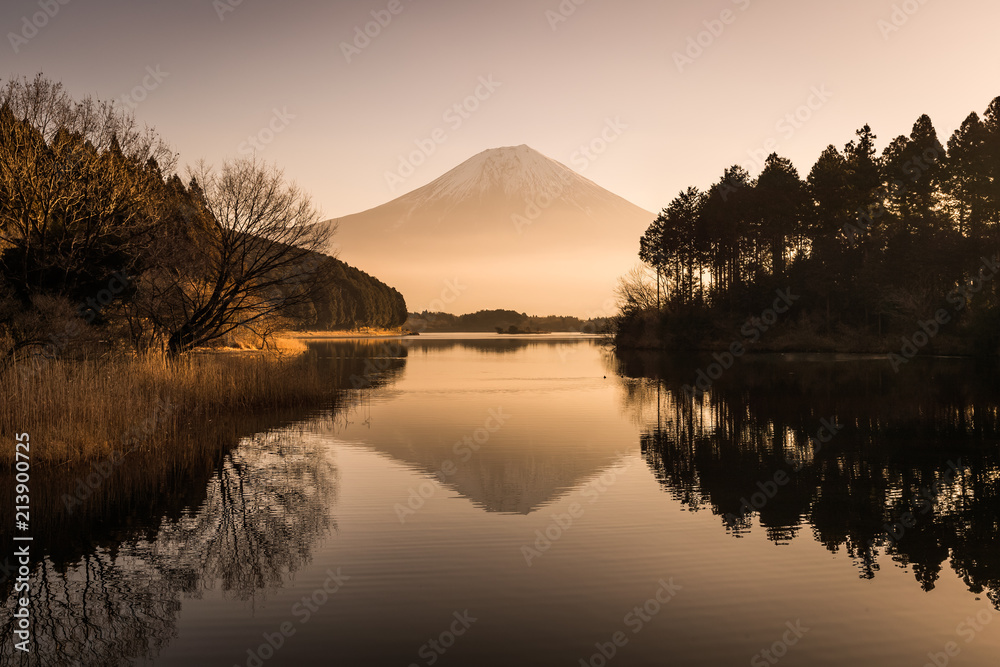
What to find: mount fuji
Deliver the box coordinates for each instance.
[325,145,653,316]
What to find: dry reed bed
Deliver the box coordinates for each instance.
[0,352,334,464]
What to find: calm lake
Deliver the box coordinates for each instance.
[3,334,1000,666]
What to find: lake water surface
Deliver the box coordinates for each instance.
[3,335,1000,666]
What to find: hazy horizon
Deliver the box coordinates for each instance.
[4,0,998,220]
[5,0,1000,314]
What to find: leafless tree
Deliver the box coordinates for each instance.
[136,157,335,355]
[615,264,659,315]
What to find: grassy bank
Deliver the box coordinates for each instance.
[0,351,337,465]
[288,328,406,340]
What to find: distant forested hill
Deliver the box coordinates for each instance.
[293,256,408,331]
[405,310,605,333]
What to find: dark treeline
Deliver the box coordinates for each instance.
[0,75,405,363]
[614,351,1000,609]
[620,96,1000,354]
[298,259,408,332]
[406,309,606,333]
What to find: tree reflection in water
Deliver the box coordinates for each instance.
[0,424,337,666]
[613,351,1000,610]
[0,341,406,666]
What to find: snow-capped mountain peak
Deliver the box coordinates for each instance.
[325,145,653,315]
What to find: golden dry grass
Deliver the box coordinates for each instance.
[0,351,334,465]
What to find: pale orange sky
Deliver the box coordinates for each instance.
[4,0,999,312]
[5,0,997,215]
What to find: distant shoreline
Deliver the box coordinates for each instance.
[288,329,409,340]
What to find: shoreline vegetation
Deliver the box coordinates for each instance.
[615,96,1000,359]
[0,74,408,364]
[0,75,409,465]
[405,309,611,334]
[0,352,337,465]
[289,328,407,340]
